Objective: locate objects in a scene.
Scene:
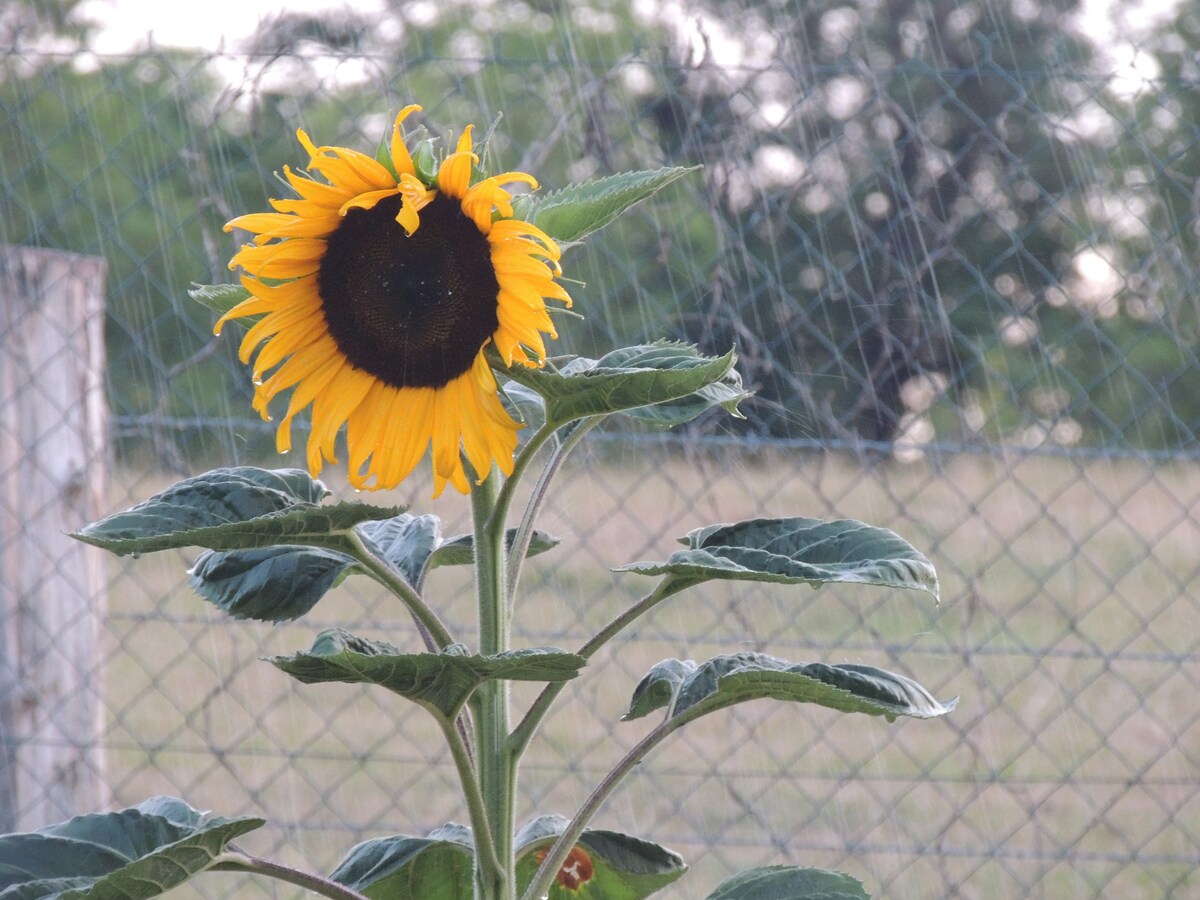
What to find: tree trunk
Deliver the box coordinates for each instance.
[0,245,109,830]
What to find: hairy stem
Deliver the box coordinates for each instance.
[508,576,688,758]
[518,703,708,900]
[490,422,557,541]
[506,417,600,602]
[215,851,372,900]
[472,472,515,900]
[437,713,504,884]
[347,530,455,650]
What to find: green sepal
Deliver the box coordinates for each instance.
[269,629,585,717]
[617,517,939,600]
[0,797,264,900]
[499,342,736,427]
[328,824,473,900]
[515,815,687,899]
[511,167,699,243]
[375,133,397,179]
[411,138,438,185]
[70,467,404,557]
[187,282,251,317]
[624,652,956,725]
[705,865,870,899]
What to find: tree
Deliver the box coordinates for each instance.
[642,0,1188,448]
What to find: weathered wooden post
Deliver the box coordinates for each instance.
[0,245,109,831]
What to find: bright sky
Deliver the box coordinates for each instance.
[80,0,383,53]
[80,0,1176,87]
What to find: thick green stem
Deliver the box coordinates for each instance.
[472,472,515,900]
[509,577,689,758]
[436,713,505,884]
[346,530,455,650]
[214,851,372,900]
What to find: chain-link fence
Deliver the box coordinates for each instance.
[2,3,1199,896]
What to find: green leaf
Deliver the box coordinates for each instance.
[0,797,264,900]
[431,529,560,568]
[358,514,443,590]
[187,281,250,317]
[617,517,939,600]
[328,824,473,900]
[618,364,750,428]
[71,467,404,556]
[184,512,461,623]
[187,513,441,623]
[515,815,687,899]
[189,545,354,622]
[269,629,585,717]
[502,343,736,427]
[512,167,699,243]
[499,380,548,432]
[706,865,870,900]
[623,659,697,721]
[624,652,956,725]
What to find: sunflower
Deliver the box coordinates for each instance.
[217,105,571,496]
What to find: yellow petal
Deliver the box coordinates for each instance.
[437,125,478,199]
[390,104,422,177]
[339,188,401,216]
[284,166,354,208]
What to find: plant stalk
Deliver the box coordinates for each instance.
[347,530,455,650]
[505,417,600,601]
[518,703,707,900]
[436,714,505,884]
[472,471,515,900]
[214,851,372,900]
[509,576,689,758]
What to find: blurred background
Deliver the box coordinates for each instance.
[1,0,1197,896]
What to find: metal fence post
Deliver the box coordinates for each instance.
[0,245,109,830]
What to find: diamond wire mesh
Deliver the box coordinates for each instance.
[1,14,1199,898]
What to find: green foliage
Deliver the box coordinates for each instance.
[514,816,688,899]
[329,825,475,900]
[189,544,356,621]
[0,798,263,900]
[704,865,869,900]
[327,819,686,900]
[270,630,584,718]
[624,653,956,724]
[619,517,939,599]
[500,343,737,426]
[513,167,700,243]
[188,514,560,622]
[71,467,403,556]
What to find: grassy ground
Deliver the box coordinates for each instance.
[99,445,1200,898]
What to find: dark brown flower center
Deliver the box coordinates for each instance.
[317,192,499,388]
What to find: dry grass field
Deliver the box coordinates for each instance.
[99,444,1200,898]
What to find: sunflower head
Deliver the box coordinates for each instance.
[218,106,571,497]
